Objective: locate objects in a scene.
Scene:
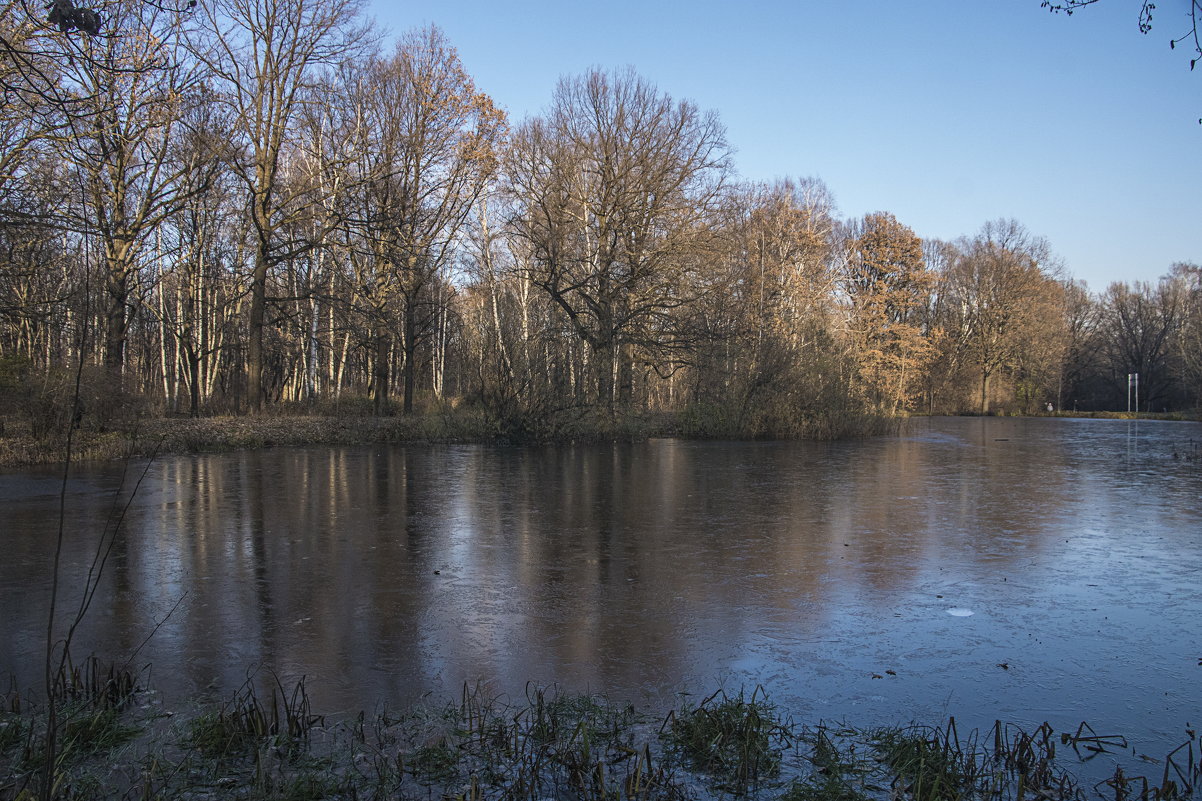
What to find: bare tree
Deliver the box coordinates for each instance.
[0,158,72,374]
[944,219,1063,414]
[0,57,66,360]
[342,26,504,415]
[2,0,90,109]
[1058,278,1102,410]
[1169,262,1202,407]
[52,0,214,382]
[187,0,371,411]
[739,178,837,355]
[1098,277,1184,410]
[151,87,243,415]
[2,0,200,122]
[685,177,842,431]
[506,68,731,415]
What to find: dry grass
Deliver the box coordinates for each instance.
[0,411,500,468]
[3,676,1199,801]
[0,404,902,468]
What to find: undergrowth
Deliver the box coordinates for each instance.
[1,676,1199,801]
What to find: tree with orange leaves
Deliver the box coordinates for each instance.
[841,212,936,415]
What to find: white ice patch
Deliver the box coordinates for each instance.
[946,608,974,617]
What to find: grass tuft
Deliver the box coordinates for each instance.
[186,675,323,759]
[873,722,973,801]
[782,725,875,801]
[663,686,796,794]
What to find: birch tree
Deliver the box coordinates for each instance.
[155,90,241,415]
[60,0,207,380]
[188,0,370,410]
[506,68,731,414]
[689,178,840,429]
[342,26,503,414]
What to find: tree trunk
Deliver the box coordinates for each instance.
[402,302,418,415]
[307,297,320,401]
[618,342,634,408]
[158,280,171,404]
[187,348,202,417]
[104,261,129,381]
[373,324,390,416]
[246,240,269,414]
[593,338,615,416]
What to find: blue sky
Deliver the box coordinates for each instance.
[365,0,1199,290]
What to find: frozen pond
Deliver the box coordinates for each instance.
[1,416,1199,756]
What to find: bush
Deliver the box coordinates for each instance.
[12,365,153,443]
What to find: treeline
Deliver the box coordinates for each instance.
[1,0,1199,439]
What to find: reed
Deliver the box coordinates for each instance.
[873,720,977,801]
[186,675,322,759]
[3,678,1200,801]
[663,686,797,794]
[781,725,873,801]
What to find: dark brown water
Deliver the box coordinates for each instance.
[2,417,1199,754]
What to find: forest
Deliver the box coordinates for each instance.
[2,0,1200,446]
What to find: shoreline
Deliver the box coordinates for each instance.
[2,670,1195,801]
[0,411,506,469]
[0,409,1196,469]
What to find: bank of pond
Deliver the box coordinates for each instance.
[3,405,1198,469]
[1,662,1198,801]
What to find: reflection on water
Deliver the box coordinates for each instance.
[1,417,1200,751]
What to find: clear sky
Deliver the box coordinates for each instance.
[364,0,1199,291]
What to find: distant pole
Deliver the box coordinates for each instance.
[1127,373,1132,413]
[1134,372,1139,414]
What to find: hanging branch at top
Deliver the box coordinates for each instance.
[1041,0,1202,70]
